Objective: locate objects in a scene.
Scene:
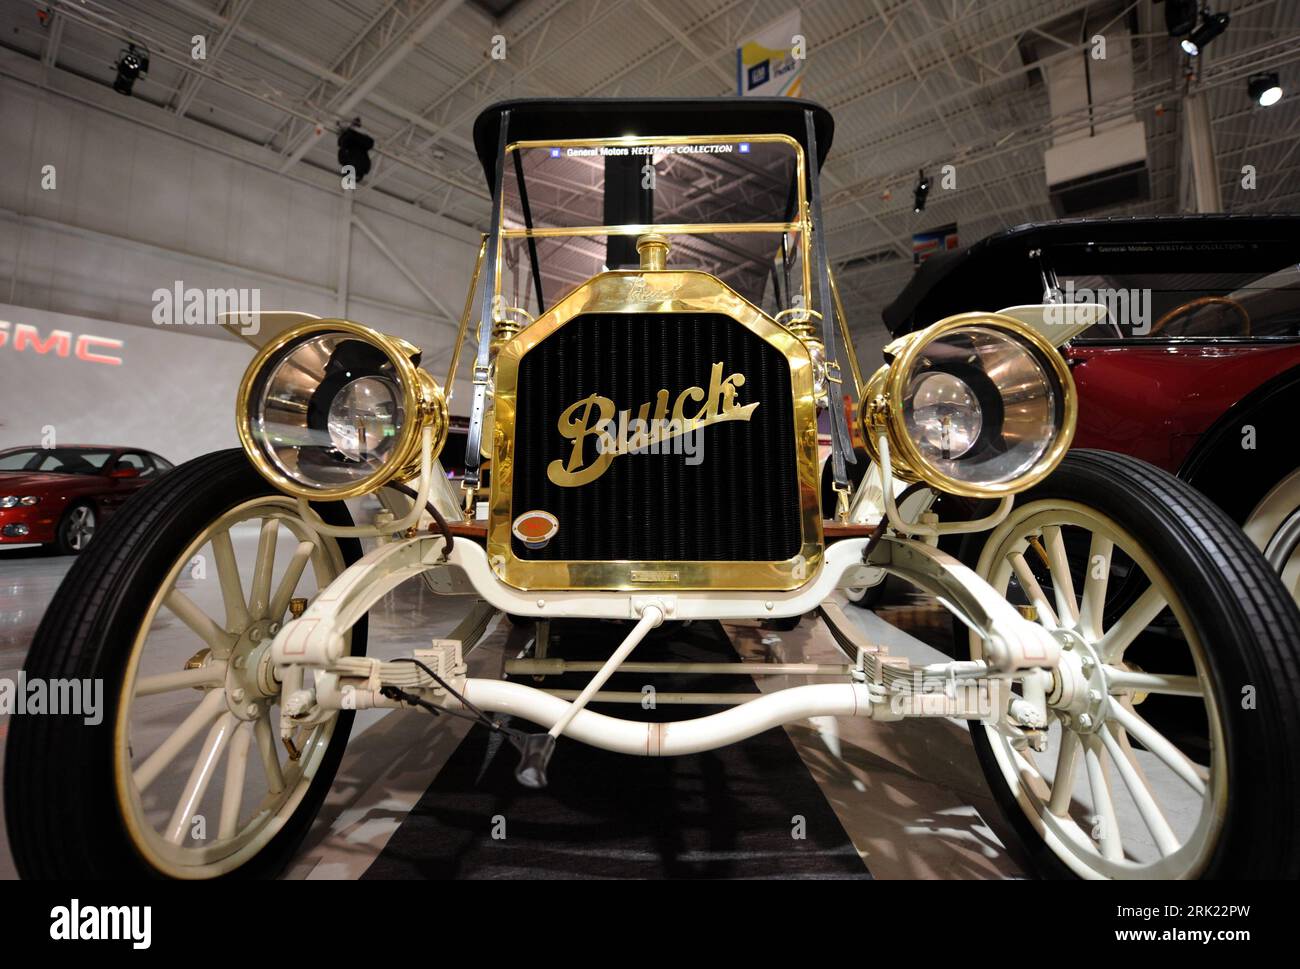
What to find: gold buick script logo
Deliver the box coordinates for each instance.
[548,361,758,487]
[625,276,684,302]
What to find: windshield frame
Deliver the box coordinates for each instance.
[494,132,813,319]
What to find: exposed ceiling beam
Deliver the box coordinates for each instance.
[277,0,467,173]
[363,0,585,192]
[159,0,478,154]
[635,0,731,87]
[41,8,63,68]
[172,0,255,119]
[19,3,491,210]
[374,0,637,167]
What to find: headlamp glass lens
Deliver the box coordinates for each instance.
[251,332,407,491]
[902,326,1059,488]
[326,375,402,461]
[908,372,981,459]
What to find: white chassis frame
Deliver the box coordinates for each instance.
[267,532,1062,755]
[266,474,1061,757]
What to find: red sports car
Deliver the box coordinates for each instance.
[882,214,1300,601]
[0,445,174,553]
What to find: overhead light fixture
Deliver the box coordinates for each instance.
[112,44,149,96]
[1164,0,1198,37]
[337,123,375,183]
[913,169,930,213]
[1181,10,1230,56]
[1248,72,1283,107]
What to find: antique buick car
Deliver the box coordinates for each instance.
[883,215,1300,604]
[8,100,1300,881]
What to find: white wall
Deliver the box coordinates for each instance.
[0,59,485,432]
[0,303,251,462]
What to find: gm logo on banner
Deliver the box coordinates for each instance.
[736,11,804,97]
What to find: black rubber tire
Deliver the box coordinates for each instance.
[53,500,96,555]
[956,449,1300,879]
[4,449,368,879]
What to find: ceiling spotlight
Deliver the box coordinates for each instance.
[112,44,149,96]
[1181,10,1230,56]
[1248,72,1283,107]
[913,170,930,213]
[337,123,375,183]
[1164,0,1198,37]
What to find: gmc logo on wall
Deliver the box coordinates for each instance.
[0,321,123,366]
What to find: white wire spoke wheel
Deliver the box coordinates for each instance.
[116,497,349,877]
[5,450,367,879]
[960,450,1300,880]
[976,502,1222,878]
[1244,466,1300,605]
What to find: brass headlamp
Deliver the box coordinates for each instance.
[859,312,1076,499]
[236,319,449,500]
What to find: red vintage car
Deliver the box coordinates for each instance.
[882,215,1300,601]
[0,445,174,553]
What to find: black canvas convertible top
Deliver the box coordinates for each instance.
[473,97,834,190]
[882,214,1300,336]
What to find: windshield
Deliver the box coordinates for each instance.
[1051,240,1300,340]
[497,135,809,316]
[0,448,115,474]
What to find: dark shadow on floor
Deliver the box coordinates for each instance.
[363,620,871,880]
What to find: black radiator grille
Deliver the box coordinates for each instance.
[509,312,803,562]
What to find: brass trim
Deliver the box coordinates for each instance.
[445,234,488,393]
[505,133,806,152]
[858,312,1077,499]
[501,222,799,239]
[236,319,449,501]
[491,306,535,352]
[774,307,819,340]
[488,270,824,592]
[827,267,865,398]
[636,232,670,271]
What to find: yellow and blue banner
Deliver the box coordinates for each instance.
[736,12,804,97]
